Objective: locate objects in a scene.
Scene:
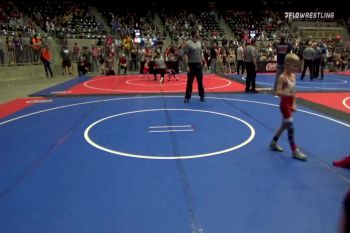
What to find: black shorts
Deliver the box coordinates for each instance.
[62,59,71,67]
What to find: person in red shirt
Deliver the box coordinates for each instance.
[118,53,127,75]
[143,58,150,79]
[32,34,42,63]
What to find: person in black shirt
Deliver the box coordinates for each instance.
[274,34,292,91]
[209,42,217,73]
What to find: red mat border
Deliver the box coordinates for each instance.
[0,97,49,119]
[56,74,245,96]
[297,92,350,114]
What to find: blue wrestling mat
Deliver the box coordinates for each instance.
[226,73,350,91]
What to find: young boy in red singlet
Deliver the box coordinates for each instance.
[269,53,307,161]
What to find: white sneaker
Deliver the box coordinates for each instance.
[269,141,284,152]
[292,150,307,161]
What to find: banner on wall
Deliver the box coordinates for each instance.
[256,61,277,72]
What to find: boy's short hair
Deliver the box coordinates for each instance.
[284,53,300,65]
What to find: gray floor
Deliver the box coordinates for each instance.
[0,63,83,104]
[0,64,141,104]
[0,75,74,104]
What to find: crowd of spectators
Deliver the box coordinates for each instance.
[15,0,106,39]
[0,0,349,74]
[221,9,289,42]
[159,5,224,43]
[0,2,36,36]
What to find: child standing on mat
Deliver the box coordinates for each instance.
[269,53,307,161]
[143,58,150,79]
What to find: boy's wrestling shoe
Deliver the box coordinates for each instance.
[269,141,284,152]
[292,150,307,161]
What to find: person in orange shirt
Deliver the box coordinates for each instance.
[32,34,41,63]
[41,44,53,78]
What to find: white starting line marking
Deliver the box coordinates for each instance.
[149,125,192,129]
[50,91,72,94]
[148,125,193,133]
[149,129,194,133]
[25,99,53,104]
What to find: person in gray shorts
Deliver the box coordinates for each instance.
[184,30,207,103]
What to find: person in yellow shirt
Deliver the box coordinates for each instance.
[123,36,132,58]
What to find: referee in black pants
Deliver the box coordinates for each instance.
[184,30,207,103]
[244,39,258,93]
[300,41,315,81]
